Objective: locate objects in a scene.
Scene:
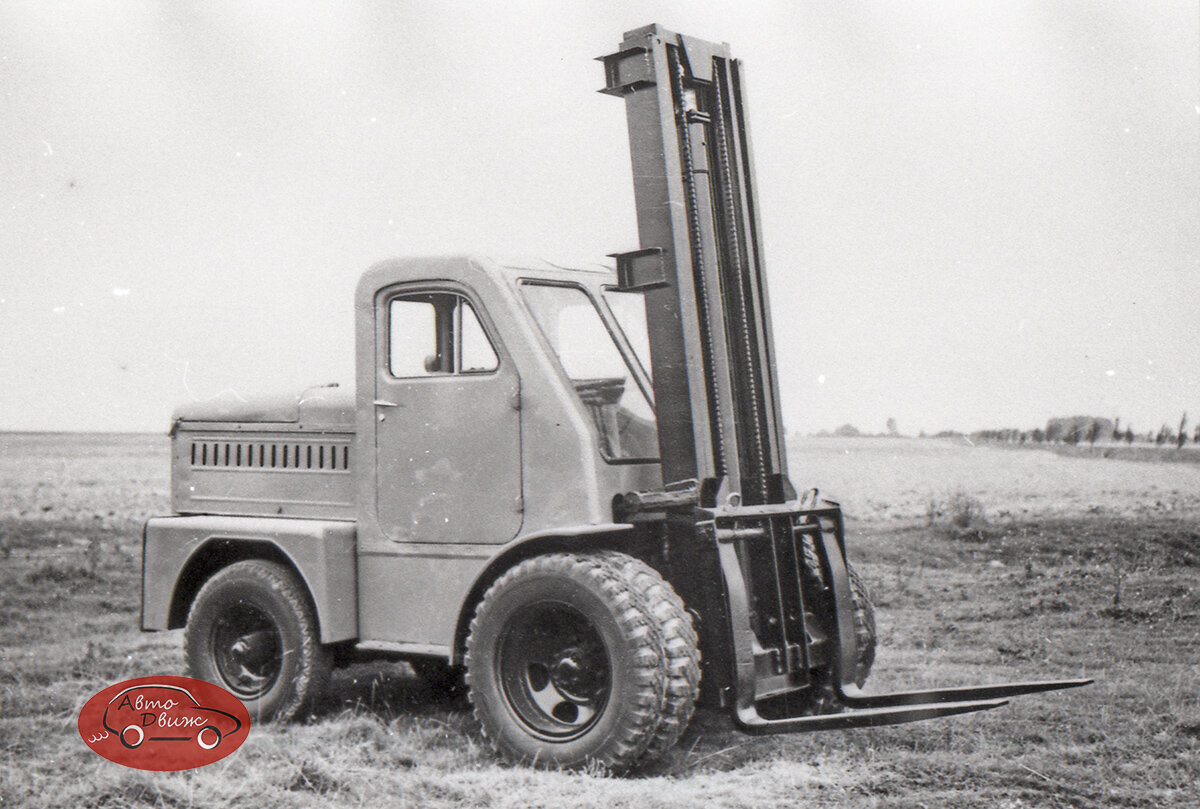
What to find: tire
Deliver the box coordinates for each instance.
[464,552,684,772]
[846,563,876,688]
[411,658,468,699]
[184,560,331,723]
[597,551,700,765]
[799,537,876,690]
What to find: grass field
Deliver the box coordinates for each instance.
[2,433,1199,808]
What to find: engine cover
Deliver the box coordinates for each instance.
[169,386,355,520]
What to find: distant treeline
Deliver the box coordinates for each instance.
[808,413,1199,448]
[968,413,1199,448]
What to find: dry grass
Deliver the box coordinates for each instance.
[2,433,1199,807]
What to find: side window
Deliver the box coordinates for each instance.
[460,302,497,373]
[387,293,498,378]
[388,299,440,377]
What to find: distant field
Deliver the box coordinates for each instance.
[2,433,1198,808]
[0,432,167,548]
[788,435,1200,523]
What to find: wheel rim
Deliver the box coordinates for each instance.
[211,602,282,698]
[497,602,610,741]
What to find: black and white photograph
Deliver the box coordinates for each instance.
[2,2,1197,806]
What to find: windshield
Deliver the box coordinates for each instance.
[602,288,653,379]
[520,283,658,461]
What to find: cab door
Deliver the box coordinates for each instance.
[373,286,522,544]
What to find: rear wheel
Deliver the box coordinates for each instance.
[184,560,331,722]
[119,724,144,749]
[465,552,694,772]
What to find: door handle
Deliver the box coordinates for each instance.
[374,400,400,407]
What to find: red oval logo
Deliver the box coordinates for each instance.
[78,675,251,771]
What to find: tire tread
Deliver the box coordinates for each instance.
[184,559,330,723]
[464,552,674,772]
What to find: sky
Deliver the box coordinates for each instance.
[1,1,1197,436]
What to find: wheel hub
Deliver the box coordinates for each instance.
[230,630,275,665]
[498,604,611,740]
[551,646,604,699]
[212,605,282,698]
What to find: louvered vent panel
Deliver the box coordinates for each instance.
[190,440,351,471]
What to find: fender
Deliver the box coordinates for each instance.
[447,523,638,664]
[142,515,357,644]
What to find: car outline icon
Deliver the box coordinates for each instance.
[102,684,243,750]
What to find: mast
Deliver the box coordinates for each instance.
[601,24,792,507]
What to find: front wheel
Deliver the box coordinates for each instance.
[799,537,876,691]
[464,552,696,773]
[196,726,222,750]
[846,563,876,687]
[184,560,331,722]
